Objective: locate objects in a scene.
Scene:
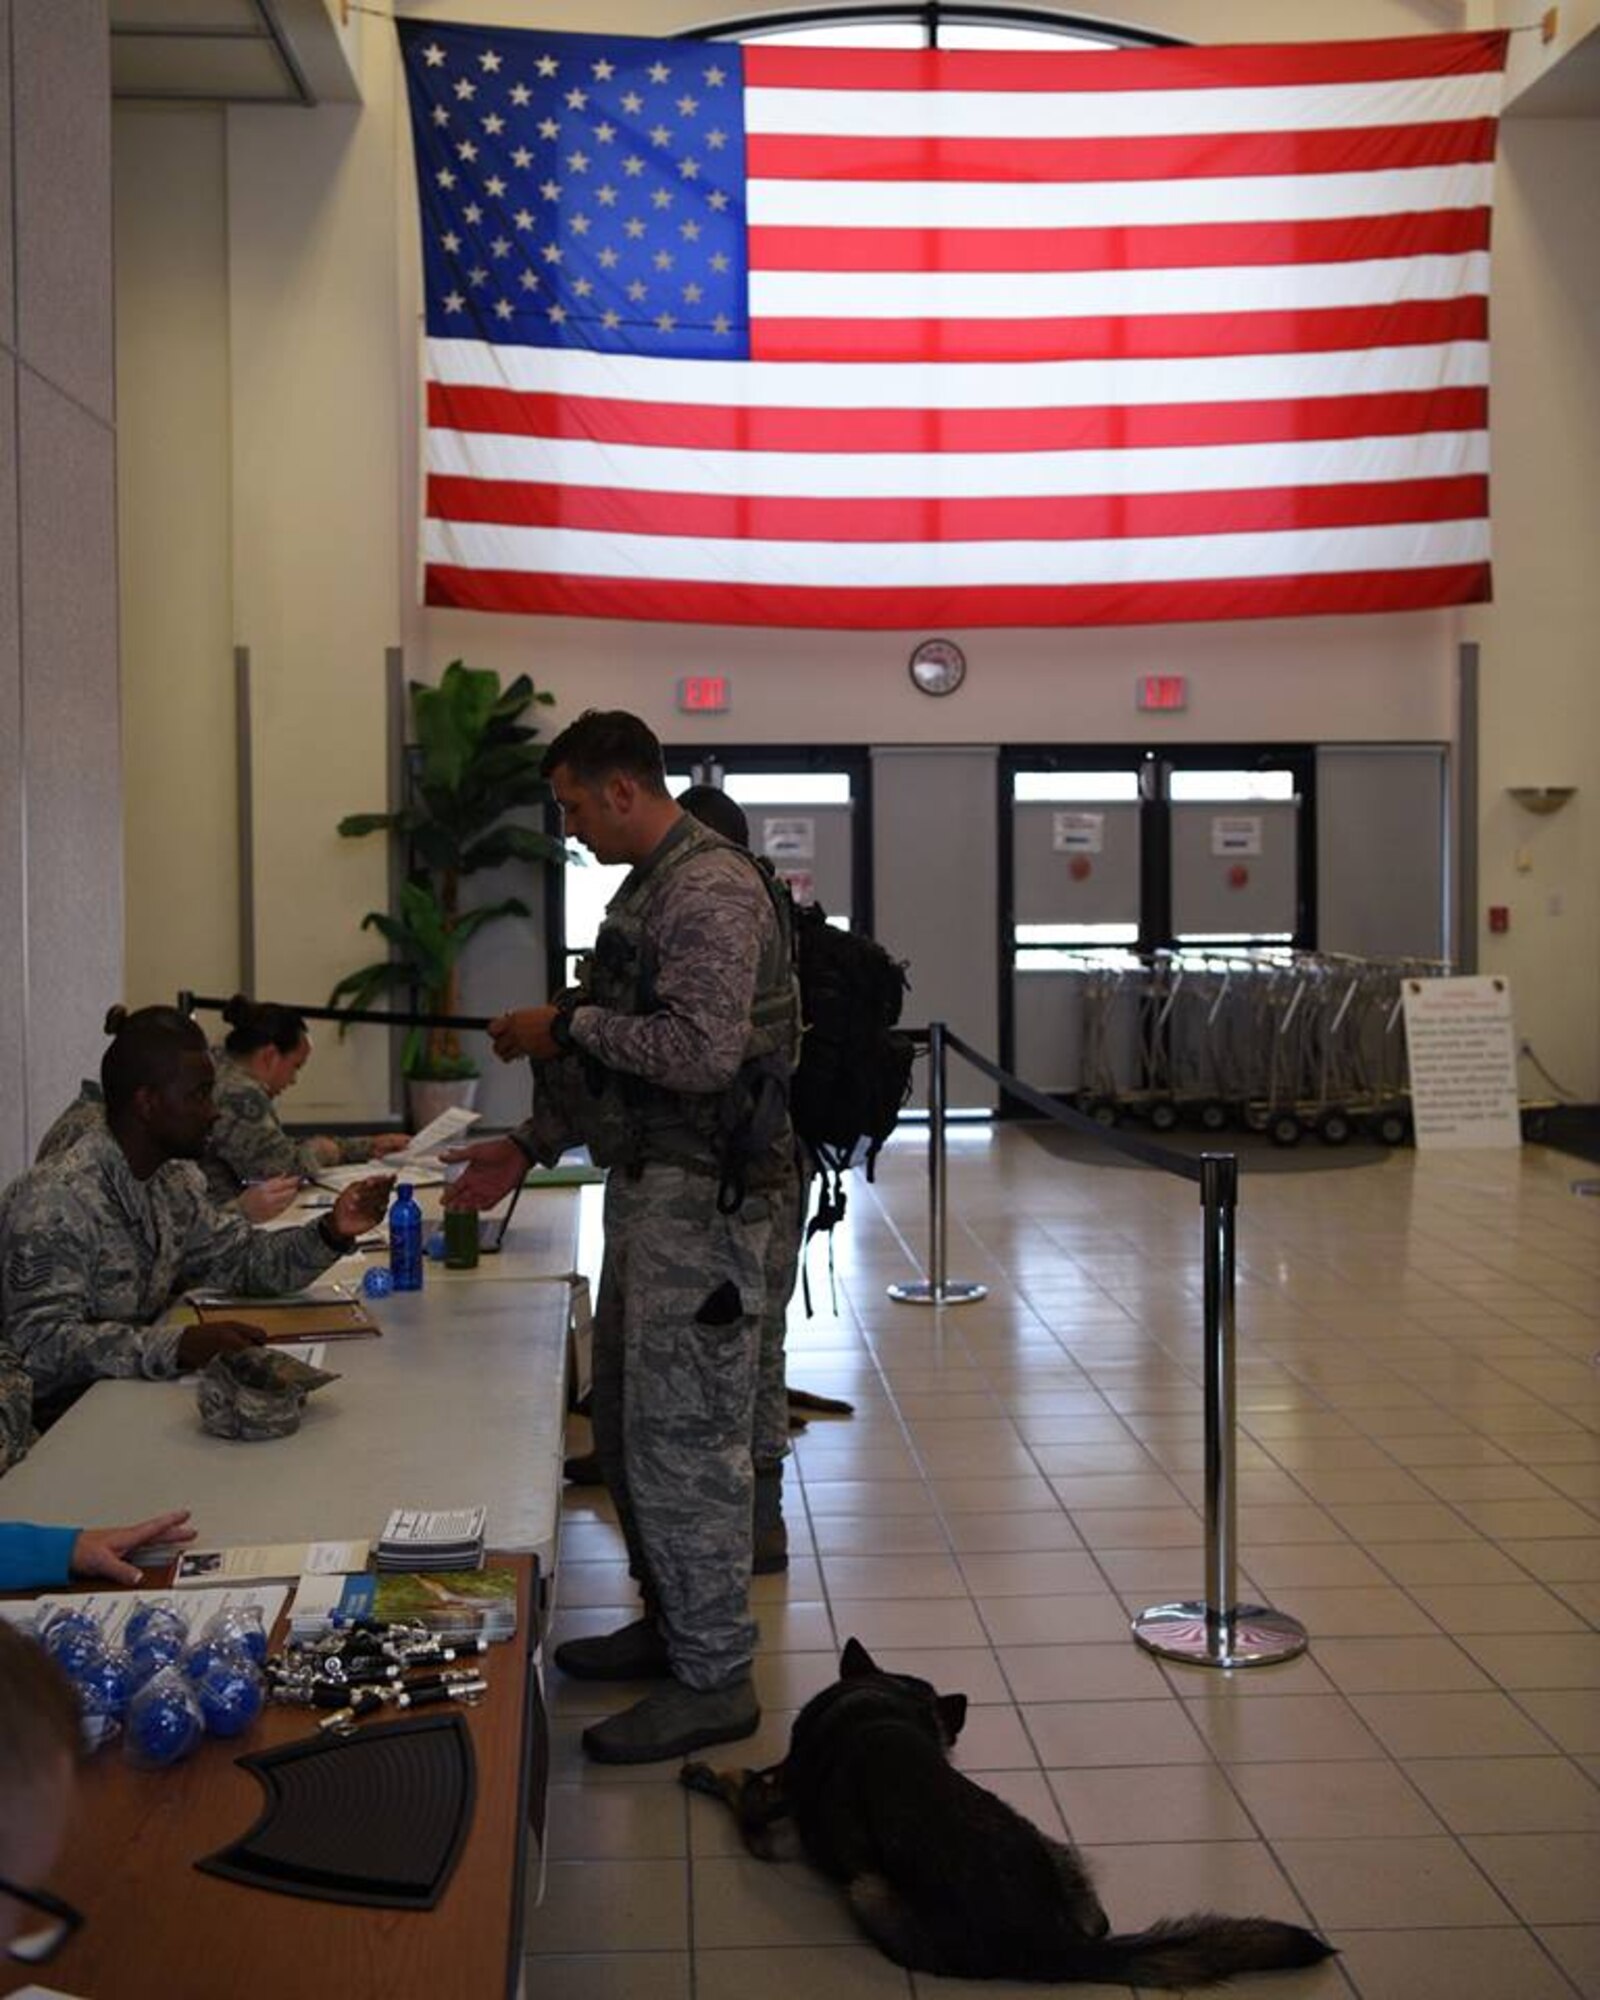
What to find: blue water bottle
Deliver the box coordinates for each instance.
[389,1183,424,1293]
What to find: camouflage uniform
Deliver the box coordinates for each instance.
[0,1122,346,1413]
[35,1080,105,1163]
[0,1353,35,1471]
[754,1143,807,1472]
[529,816,797,1692]
[200,1049,370,1201]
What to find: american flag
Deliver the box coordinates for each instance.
[398,20,1505,631]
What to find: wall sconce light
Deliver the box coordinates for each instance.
[1507,786,1576,816]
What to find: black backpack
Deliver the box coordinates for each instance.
[788,899,915,1181]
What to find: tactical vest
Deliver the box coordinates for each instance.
[572,816,800,1197]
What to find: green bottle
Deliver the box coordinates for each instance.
[443,1205,480,1270]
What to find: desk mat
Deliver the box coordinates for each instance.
[197,1711,476,1909]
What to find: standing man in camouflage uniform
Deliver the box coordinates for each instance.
[446,711,797,1764]
[674,785,809,1576]
[0,1008,392,1433]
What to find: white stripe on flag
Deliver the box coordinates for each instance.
[746,164,1495,231]
[424,518,1490,588]
[425,428,1488,501]
[745,73,1502,140]
[425,337,1490,410]
[747,253,1490,323]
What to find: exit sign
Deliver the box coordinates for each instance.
[1137,674,1188,712]
[677,674,731,714]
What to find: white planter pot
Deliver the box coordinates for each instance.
[405,1076,481,1131]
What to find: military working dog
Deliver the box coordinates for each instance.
[682,1638,1335,1987]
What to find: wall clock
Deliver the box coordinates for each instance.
[908,637,967,697]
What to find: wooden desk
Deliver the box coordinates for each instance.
[0,1559,538,2000]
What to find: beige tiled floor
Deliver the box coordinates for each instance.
[528,1127,1600,1997]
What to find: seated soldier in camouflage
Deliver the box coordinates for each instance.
[202,994,412,1204]
[33,1077,105,1165]
[0,1008,392,1432]
[37,1013,300,1226]
[1,1351,34,1473]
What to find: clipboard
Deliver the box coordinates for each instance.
[187,1288,381,1341]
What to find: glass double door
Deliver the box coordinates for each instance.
[1004,747,1314,1091]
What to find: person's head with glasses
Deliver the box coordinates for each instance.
[0,1623,83,1965]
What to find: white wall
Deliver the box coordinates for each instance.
[1462,114,1600,1097]
[1,0,122,1182]
[109,0,1600,1121]
[115,108,237,1014]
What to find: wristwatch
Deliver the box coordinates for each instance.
[317,1213,359,1255]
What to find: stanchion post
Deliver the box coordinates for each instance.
[1132,1151,1308,1668]
[1202,1151,1240,1641]
[889,1020,987,1307]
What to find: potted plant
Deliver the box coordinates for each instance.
[330,661,566,1124]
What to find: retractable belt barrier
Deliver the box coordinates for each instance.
[179,992,494,1034]
[895,1020,1308,1672]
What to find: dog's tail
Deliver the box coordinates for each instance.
[1073,1913,1334,1988]
[785,1388,855,1416]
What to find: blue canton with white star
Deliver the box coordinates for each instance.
[398,21,749,360]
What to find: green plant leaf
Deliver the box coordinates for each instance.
[413,663,501,794]
[358,911,407,948]
[332,660,570,1058]
[338,810,407,840]
[491,673,537,720]
[461,825,567,870]
[327,961,407,1025]
[462,742,547,789]
[450,896,532,946]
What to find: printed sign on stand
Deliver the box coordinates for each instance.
[1401,976,1522,1149]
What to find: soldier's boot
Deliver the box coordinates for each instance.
[752,1467,788,1576]
[582,1675,759,1765]
[553,1617,672,1681]
[562,1450,604,1485]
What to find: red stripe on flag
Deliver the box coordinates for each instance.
[427,475,1487,543]
[424,562,1493,628]
[744,34,1510,93]
[749,209,1492,275]
[751,298,1488,364]
[427,382,1487,455]
[746,121,1498,185]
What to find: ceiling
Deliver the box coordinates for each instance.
[107,2,1599,116]
[109,0,358,106]
[1506,22,1600,119]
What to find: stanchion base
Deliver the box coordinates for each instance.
[886,1281,989,1306]
[1131,1601,1309,1669]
